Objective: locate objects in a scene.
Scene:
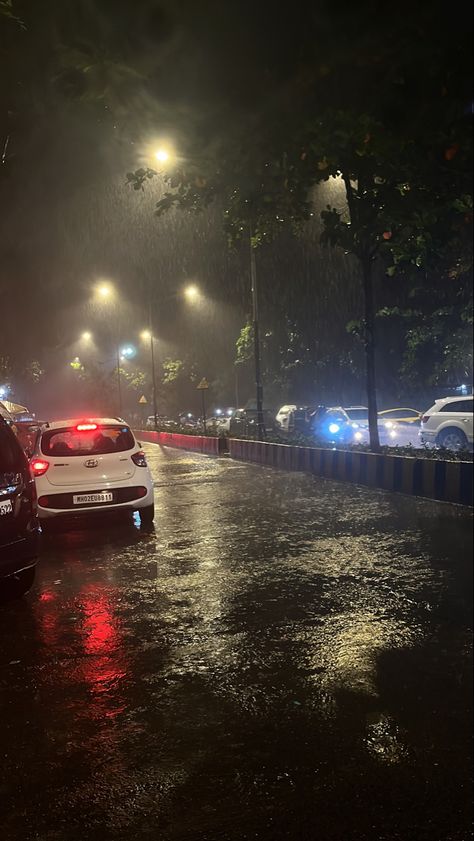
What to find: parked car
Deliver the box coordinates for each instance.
[308,406,355,446]
[420,396,473,451]
[343,406,369,427]
[229,408,276,436]
[378,408,422,426]
[30,418,155,527]
[145,414,169,429]
[0,416,40,597]
[275,405,297,431]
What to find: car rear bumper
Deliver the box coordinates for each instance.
[37,485,154,519]
[0,531,39,579]
[419,429,436,444]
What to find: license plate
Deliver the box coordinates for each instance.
[0,500,13,516]
[72,492,114,505]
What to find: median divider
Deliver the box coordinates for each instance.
[135,429,225,456]
[228,438,473,507]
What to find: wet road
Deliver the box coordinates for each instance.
[0,445,472,841]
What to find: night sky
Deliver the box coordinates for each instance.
[0,0,472,414]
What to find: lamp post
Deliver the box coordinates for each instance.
[141,329,158,430]
[249,227,265,440]
[94,282,123,416]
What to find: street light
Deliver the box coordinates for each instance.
[153,143,176,167]
[96,282,113,300]
[81,331,92,342]
[184,284,200,302]
[140,329,158,430]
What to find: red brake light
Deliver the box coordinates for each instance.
[30,459,50,477]
[131,451,147,467]
[421,416,430,424]
[76,423,98,431]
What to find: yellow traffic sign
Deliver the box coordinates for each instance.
[196,378,209,390]
[138,395,148,404]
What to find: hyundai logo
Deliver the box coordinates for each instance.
[84,458,99,468]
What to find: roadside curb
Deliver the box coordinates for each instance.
[228,438,473,507]
[135,429,226,456]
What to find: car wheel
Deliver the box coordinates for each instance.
[437,427,468,451]
[9,566,36,598]
[139,503,155,525]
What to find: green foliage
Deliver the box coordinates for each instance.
[235,323,253,364]
[162,358,186,385]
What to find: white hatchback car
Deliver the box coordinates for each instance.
[420,396,473,451]
[30,418,155,526]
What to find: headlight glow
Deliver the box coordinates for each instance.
[354,431,363,441]
[329,423,340,434]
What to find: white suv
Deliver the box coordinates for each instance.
[420,396,473,451]
[30,418,155,526]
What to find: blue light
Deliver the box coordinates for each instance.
[329,423,340,434]
[120,344,136,359]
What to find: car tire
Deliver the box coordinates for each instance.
[139,503,155,525]
[437,427,468,451]
[9,566,36,598]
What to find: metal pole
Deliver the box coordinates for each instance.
[116,343,123,417]
[234,364,240,409]
[148,298,158,430]
[150,334,158,430]
[201,389,207,434]
[249,227,264,440]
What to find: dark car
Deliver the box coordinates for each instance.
[308,406,354,446]
[229,408,276,437]
[0,417,40,597]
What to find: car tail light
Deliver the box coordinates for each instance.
[131,451,148,467]
[76,423,98,431]
[421,416,430,424]
[30,458,50,477]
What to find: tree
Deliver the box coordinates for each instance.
[126,1,472,449]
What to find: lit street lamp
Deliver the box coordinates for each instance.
[184,284,200,302]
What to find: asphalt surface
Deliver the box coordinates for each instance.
[0,445,472,841]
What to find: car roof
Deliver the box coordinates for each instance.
[379,407,421,413]
[41,418,129,430]
[435,395,473,402]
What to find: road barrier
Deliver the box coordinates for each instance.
[228,438,473,507]
[135,429,225,456]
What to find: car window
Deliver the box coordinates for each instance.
[345,409,368,420]
[326,410,347,422]
[0,422,25,478]
[382,409,418,419]
[440,400,473,413]
[41,425,135,456]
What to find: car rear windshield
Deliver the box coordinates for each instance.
[41,425,135,457]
